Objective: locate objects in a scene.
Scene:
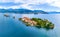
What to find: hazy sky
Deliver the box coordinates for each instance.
[0,0,60,12]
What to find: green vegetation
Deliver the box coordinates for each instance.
[19,18,54,30]
[31,18,54,29]
[19,18,22,20]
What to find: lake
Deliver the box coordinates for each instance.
[0,13,60,37]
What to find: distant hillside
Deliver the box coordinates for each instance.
[0,9,48,14]
[48,12,60,14]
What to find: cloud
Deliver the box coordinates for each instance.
[28,3,60,11]
[44,0,60,8]
[0,0,13,3]
[0,0,60,11]
[0,0,60,7]
[0,2,23,7]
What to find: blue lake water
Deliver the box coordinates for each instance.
[0,13,60,37]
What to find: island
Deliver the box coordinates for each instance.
[4,14,10,17]
[19,17,54,30]
[13,16,15,19]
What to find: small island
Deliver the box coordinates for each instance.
[19,17,54,30]
[13,16,15,19]
[4,14,10,17]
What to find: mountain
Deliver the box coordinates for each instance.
[48,12,60,14]
[33,10,48,14]
[0,9,48,14]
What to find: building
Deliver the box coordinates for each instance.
[21,17,37,26]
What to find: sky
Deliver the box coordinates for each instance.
[0,0,60,12]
